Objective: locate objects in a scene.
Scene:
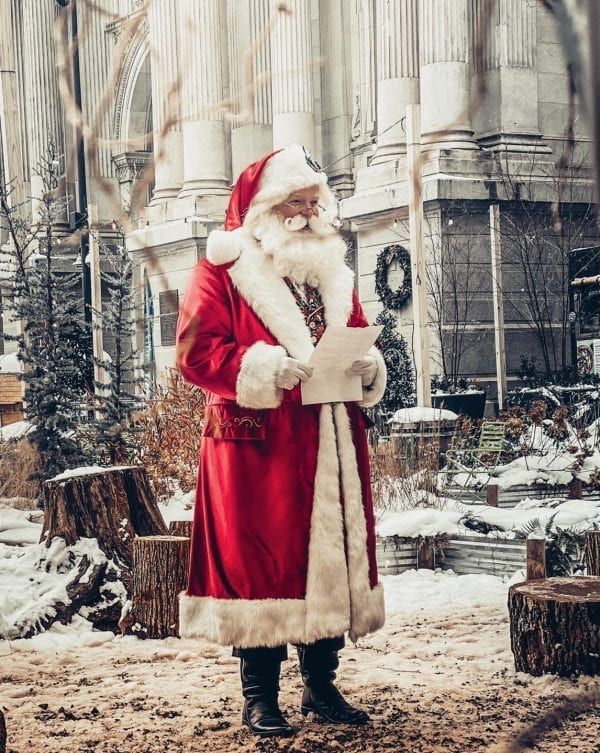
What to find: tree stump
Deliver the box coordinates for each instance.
[42,466,167,569]
[123,535,190,639]
[168,519,193,538]
[585,531,600,576]
[508,577,600,677]
[0,708,6,753]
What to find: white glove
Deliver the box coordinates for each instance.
[275,356,313,390]
[346,355,377,386]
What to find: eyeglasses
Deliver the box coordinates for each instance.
[283,200,325,212]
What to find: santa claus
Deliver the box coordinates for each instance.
[176,145,387,737]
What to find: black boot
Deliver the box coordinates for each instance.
[236,647,295,737]
[297,639,370,725]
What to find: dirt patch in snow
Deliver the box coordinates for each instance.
[1,602,600,753]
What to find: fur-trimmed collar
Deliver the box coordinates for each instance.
[226,236,355,360]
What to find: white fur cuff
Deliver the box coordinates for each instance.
[206,227,245,265]
[359,346,387,408]
[236,342,287,409]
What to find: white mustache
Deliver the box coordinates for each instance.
[284,214,310,231]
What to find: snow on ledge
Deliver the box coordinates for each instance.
[389,407,459,424]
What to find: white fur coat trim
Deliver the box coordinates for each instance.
[206,227,245,266]
[360,346,387,409]
[236,342,286,409]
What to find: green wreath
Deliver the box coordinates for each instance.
[375,244,412,310]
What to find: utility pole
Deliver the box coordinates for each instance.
[406,104,431,407]
[489,204,507,409]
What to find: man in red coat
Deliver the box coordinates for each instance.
[176,145,387,737]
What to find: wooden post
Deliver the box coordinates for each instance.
[417,537,435,570]
[489,204,507,410]
[526,537,547,581]
[406,104,431,408]
[585,530,600,576]
[87,203,105,417]
[569,478,583,499]
[486,483,500,507]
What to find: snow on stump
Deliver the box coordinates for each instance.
[39,466,167,632]
[42,466,167,570]
[124,535,190,639]
[508,577,600,677]
[585,531,600,576]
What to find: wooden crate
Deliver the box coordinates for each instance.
[376,537,418,575]
[442,535,527,578]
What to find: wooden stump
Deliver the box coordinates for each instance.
[0,708,6,753]
[168,520,193,538]
[42,466,167,569]
[508,577,600,676]
[585,531,600,576]
[124,535,190,639]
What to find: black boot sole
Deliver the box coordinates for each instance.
[301,705,370,725]
[242,715,295,737]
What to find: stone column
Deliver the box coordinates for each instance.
[21,0,67,210]
[419,0,477,150]
[472,0,544,152]
[179,0,230,199]
[320,0,353,193]
[350,0,377,146]
[10,0,29,184]
[228,0,273,179]
[147,0,183,202]
[373,0,420,162]
[270,0,315,152]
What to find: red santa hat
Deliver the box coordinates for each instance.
[207,144,333,265]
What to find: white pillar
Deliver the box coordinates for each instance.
[78,1,115,181]
[179,0,230,198]
[373,0,420,162]
[419,0,477,150]
[270,0,315,152]
[22,0,67,207]
[228,0,273,179]
[350,0,377,145]
[320,0,353,193]
[473,0,543,152]
[147,0,183,202]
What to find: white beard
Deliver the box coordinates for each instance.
[248,212,349,287]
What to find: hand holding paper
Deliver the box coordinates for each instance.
[301,326,382,405]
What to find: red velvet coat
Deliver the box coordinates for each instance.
[176,228,387,648]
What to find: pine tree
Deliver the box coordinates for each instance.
[93,233,143,463]
[374,308,415,414]
[0,143,92,478]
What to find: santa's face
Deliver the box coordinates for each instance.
[249,190,347,287]
[272,186,322,228]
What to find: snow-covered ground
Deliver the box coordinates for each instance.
[1,569,599,752]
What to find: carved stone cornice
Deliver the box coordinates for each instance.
[112,151,152,183]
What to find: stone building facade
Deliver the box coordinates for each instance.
[0,0,596,393]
